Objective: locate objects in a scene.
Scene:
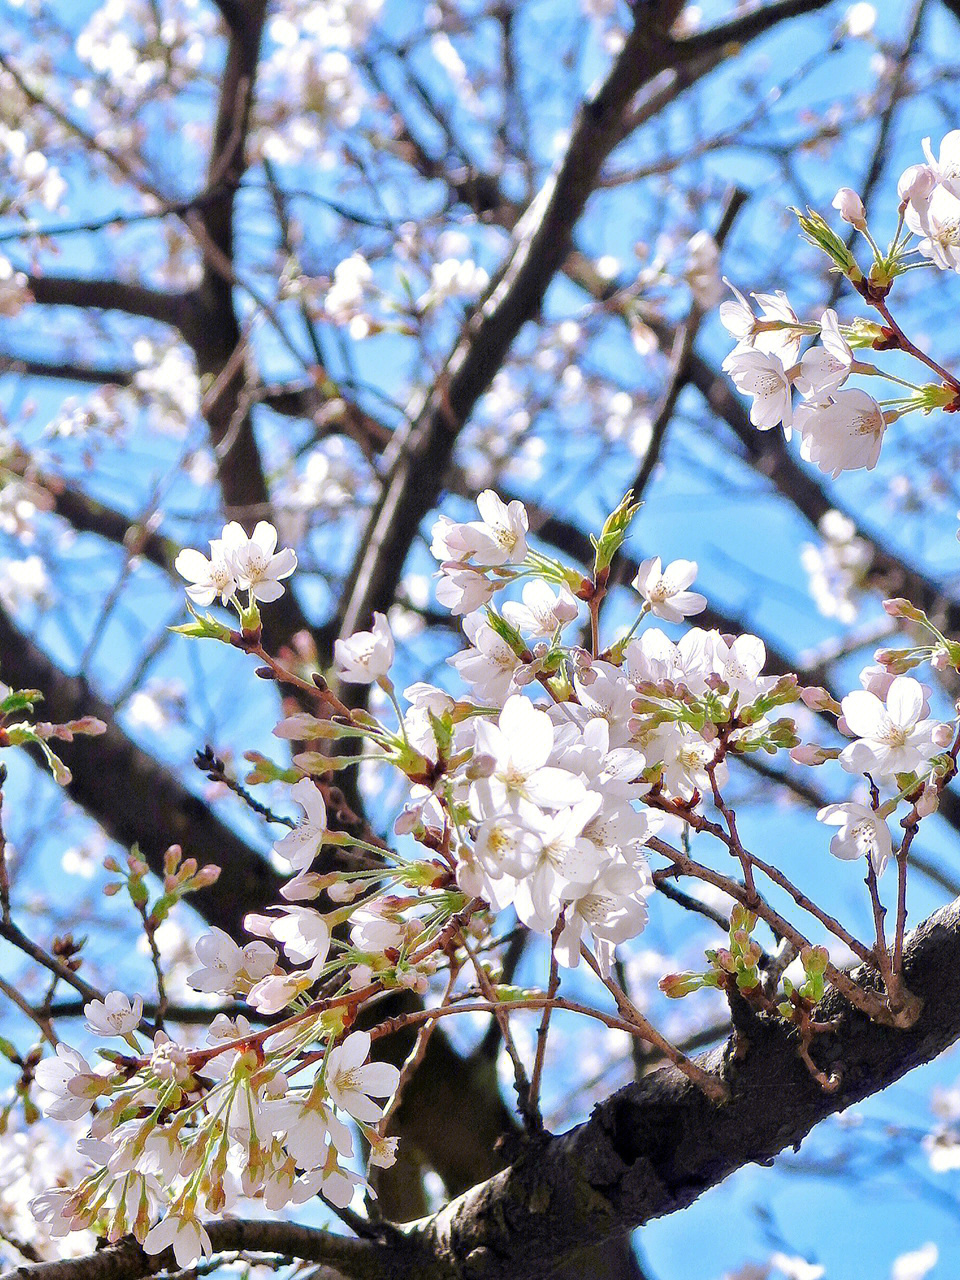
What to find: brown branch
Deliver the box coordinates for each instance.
[24,274,187,328]
[336,1,689,641]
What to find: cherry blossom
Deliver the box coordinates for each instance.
[174,538,238,606]
[473,490,529,565]
[832,186,866,228]
[471,694,585,818]
[721,348,794,431]
[448,611,522,703]
[143,1213,212,1269]
[839,675,942,779]
[906,184,960,271]
[333,611,394,683]
[631,557,707,623]
[921,130,960,197]
[83,992,143,1037]
[34,1046,103,1122]
[501,579,579,637]
[796,309,854,400]
[796,390,887,477]
[817,801,893,874]
[273,777,328,871]
[221,521,297,602]
[324,1030,400,1123]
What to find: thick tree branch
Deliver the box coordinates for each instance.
[409,893,960,1278]
[2,1218,394,1280]
[24,274,187,328]
[13,897,960,1280]
[337,1,687,639]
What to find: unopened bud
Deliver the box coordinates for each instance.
[790,742,828,766]
[801,685,835,712]
[192,864,221,888]
[882,597,922,620]
[932,647,952,672]
[898,163,936,204]
[916,785,940,818]
[932,722,954,748]
[832,187,866,229]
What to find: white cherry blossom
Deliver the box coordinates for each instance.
[922,130,960,197]
[839,675,941,779]
[324,1030,400,1123]
[796,309,854,400]
[174,538,238,606]
[501,579,579,637]
[220,521,297,602]
[334,612,395,683]
[83,992,143,1037]
[34,1046,102,1122]
[143,1213,212,1269]
[906,183,960,270]
[449,611,522,703]
[473,489,528,565]
[555,861,652,973]
[631,557,706,623]
[817,801,893,874]
[471,695,585,817]
[722,348,794,431]
[273,777,328,871]
[796,390,887,477]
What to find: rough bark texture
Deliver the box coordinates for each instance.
[410,896,960,1279]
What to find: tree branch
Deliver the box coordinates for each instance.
[409,894,960,1279]
[24,274,187,328]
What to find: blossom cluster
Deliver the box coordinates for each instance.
[721,131,960,479]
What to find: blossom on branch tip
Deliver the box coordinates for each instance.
[832,187,866,229]
[222,521,297,602]
[796,390,887,477]
[839,675,941,779]
[721,348,794,432]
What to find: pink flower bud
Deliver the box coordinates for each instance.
[801,686,833,711]
[790,743,827,766]
[897,164,936,204]
[932,722,955,748]
[832,187,866,228]
[932,647,953,672]
[916,785,940,818]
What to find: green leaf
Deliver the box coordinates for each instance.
[592,490,641,578]
[0,689,42,715]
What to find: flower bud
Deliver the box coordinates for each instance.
[916,785,940,818]
[790,743,827,766]
[882,597,922,620]
[932,647,952,672]
[800,685,835,712]
[832,187,866,229]
[932,722,955,748]
[897,164,936,204]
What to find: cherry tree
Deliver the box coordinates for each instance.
[2,3,960,1280]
